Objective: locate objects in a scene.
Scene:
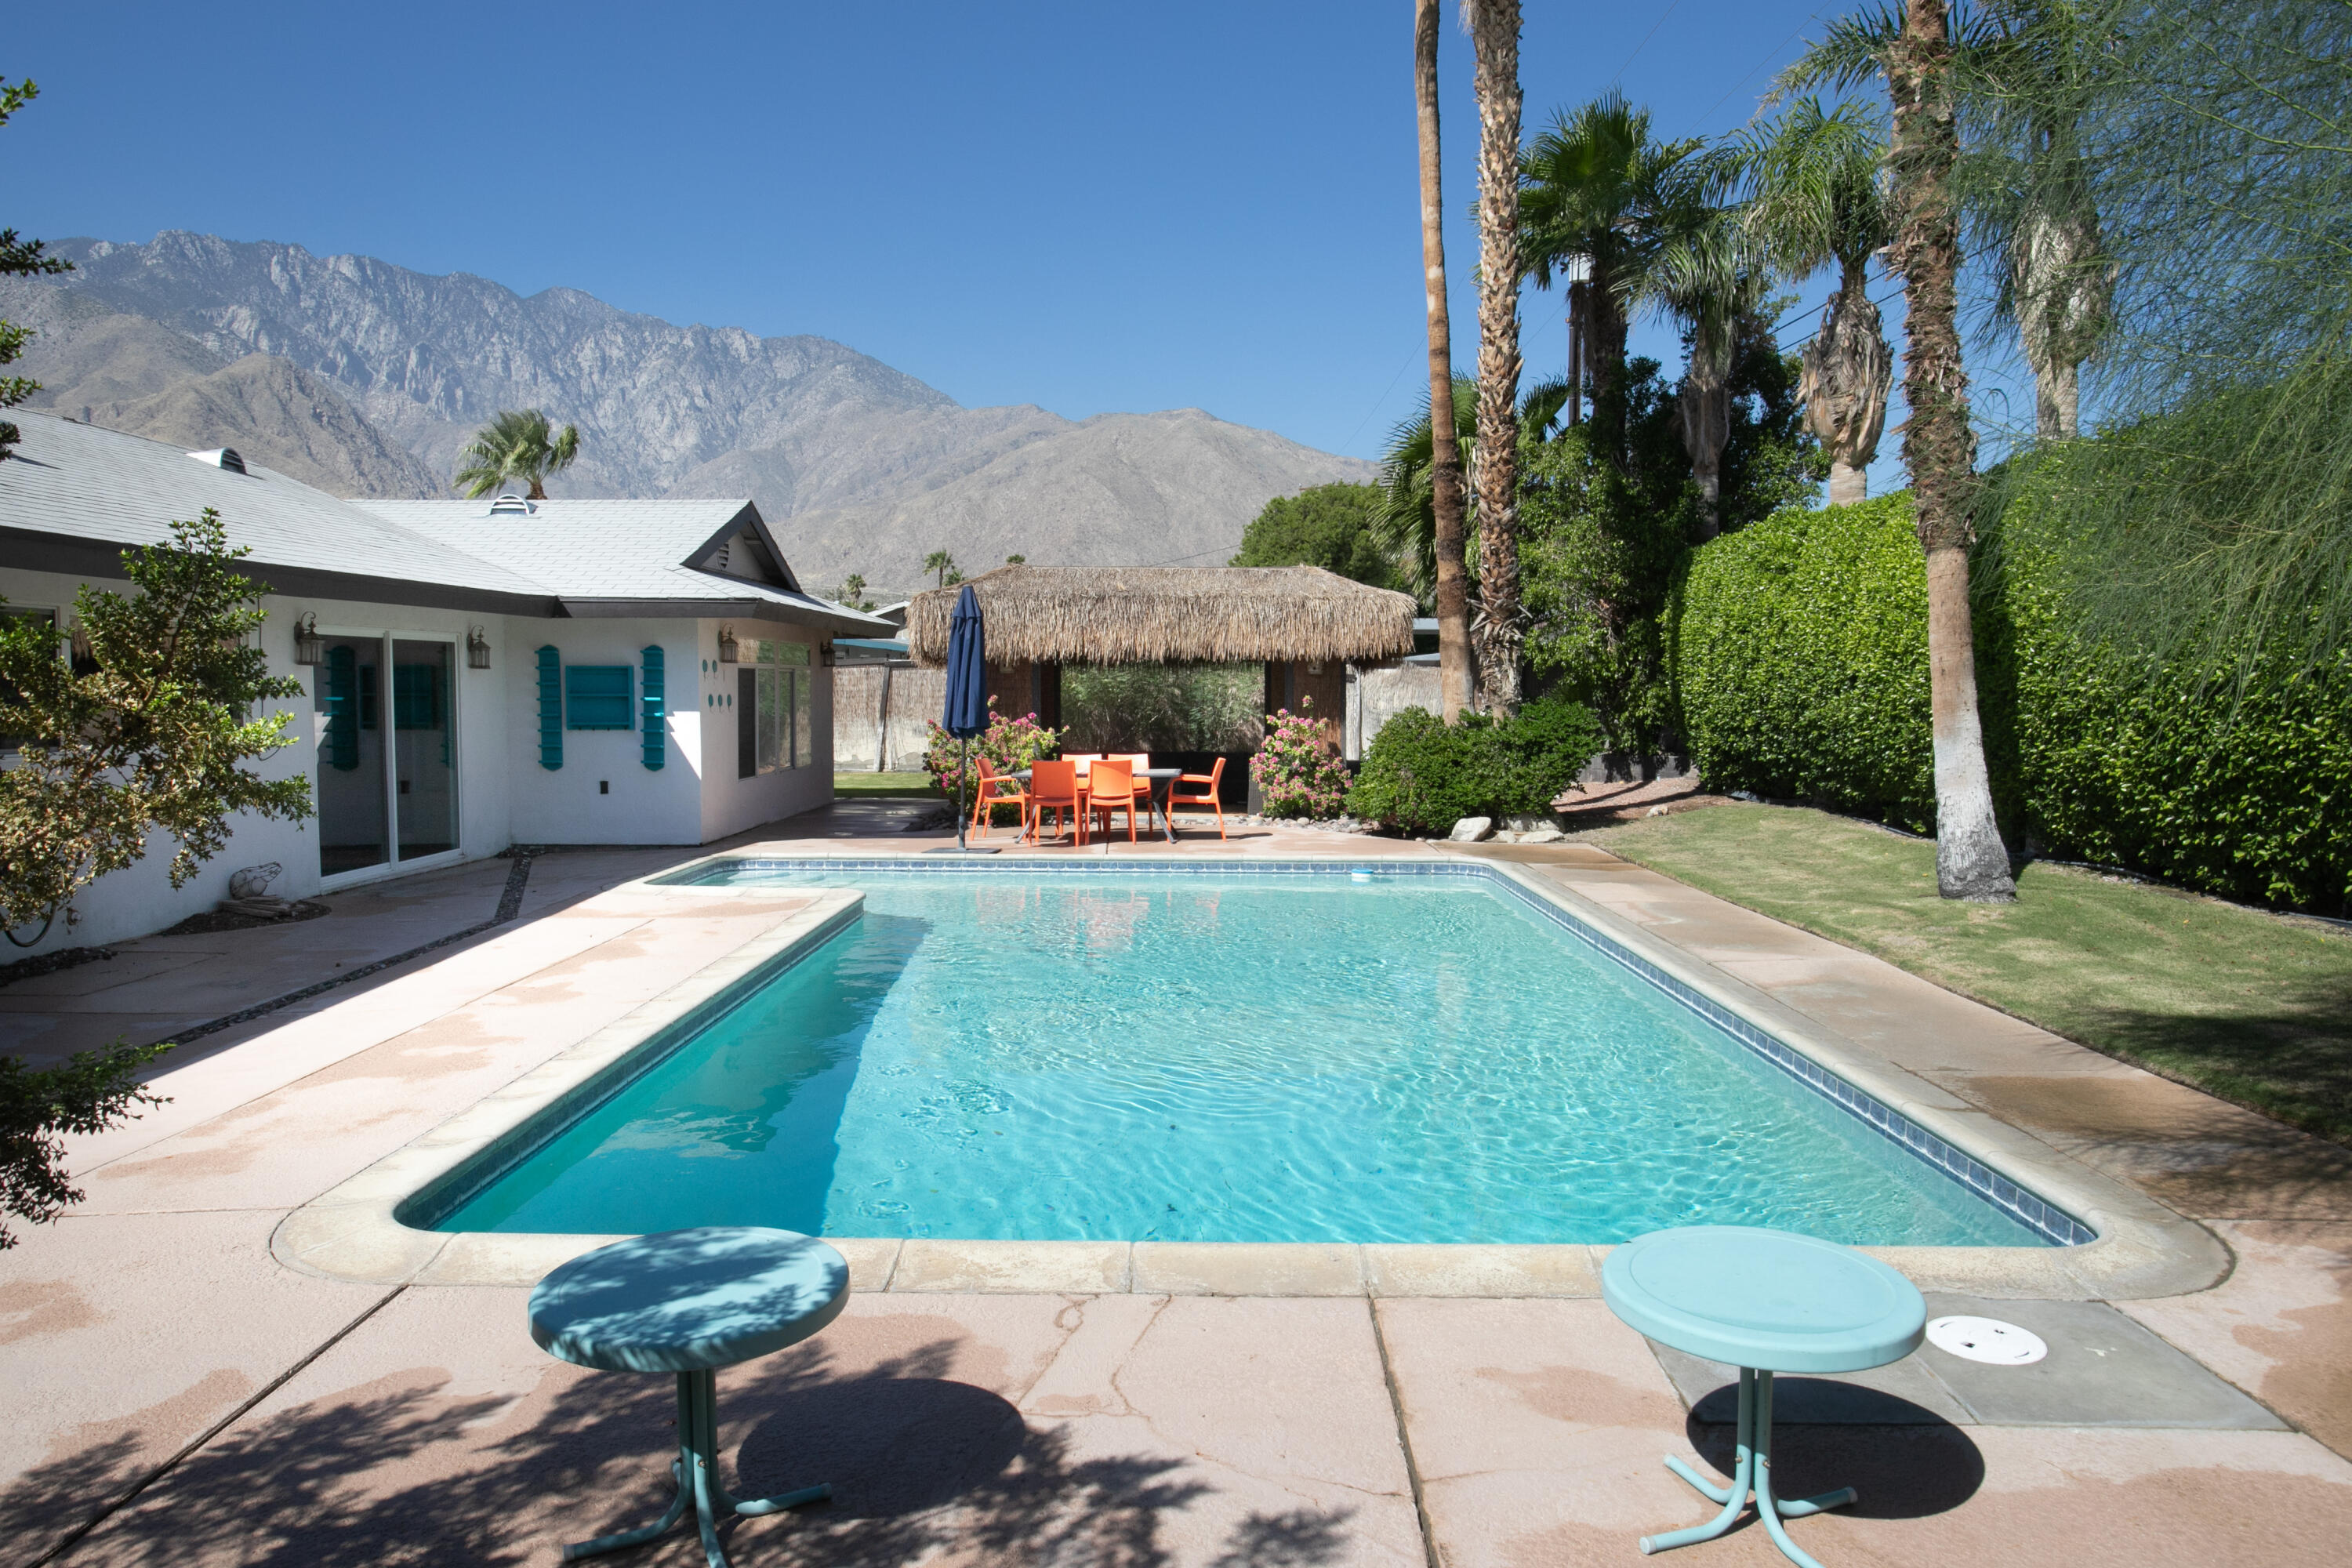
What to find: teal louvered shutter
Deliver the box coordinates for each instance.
[640,645,666,770]
[325,645,360,771]
[535,646,562,769]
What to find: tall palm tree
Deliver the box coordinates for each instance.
[1798,0,2016,901]
[453,409,580,500]
[922,550,957,588]
[1415,0,1475,721]
[1719,99,1896,504]
[1465,0,1526,717]
[1627,195,1775,540]
[1372,373,1479,603]
[1519,92,1697,437]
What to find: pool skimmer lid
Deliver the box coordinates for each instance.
[1926,1315,2048,1365]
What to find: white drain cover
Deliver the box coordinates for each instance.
[1927,1315,2048,1365]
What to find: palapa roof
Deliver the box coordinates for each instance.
[906,564,1417,667]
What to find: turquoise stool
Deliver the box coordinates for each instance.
[528,1226,849,1568]
[1602,1225,1926,1568]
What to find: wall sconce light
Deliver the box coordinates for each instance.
[716,625,739,663]
[466,626,492,670]
[292,612,324,666]
[818,641,837,668]
[68,623,99,676]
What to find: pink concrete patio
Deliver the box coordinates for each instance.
[4,801,2350,1566]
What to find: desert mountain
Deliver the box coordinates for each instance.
[9,232,1372,593]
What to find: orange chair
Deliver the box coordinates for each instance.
[1084,758,1140,844]
[1167,756,1229,840]
[1109,752,1155,829]
[969,757,1029,840]
[1028,759,1085,844]
[1063,753,1104,781]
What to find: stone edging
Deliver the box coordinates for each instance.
[272,851,2227,1301]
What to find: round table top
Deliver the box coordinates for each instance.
[1601,1225,1925,1374]
[528,1227,849,1373]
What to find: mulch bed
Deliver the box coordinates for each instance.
[159,902,332,937]
[0,944,118,990]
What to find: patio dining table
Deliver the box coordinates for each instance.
[1015,766,1184,844]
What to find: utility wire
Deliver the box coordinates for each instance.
[1608,0,1682,85]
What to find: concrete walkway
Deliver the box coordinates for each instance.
[3,804,2350,1566]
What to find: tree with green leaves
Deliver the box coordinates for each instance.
[0,77,72,463]
[836,573,874,612]
[453,408,580,500]
[1372,374,1479,607]
[1718,97,1897,504]
[1231,482,1400,590]
[1519,91,1698,434]
[0,510,314,1243]
[1005,554,1025,565]
[923,550,957,588]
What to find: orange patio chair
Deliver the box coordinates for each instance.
[969,757,1029,840]
[1109,751,1155,829]
[1028,759,1085,844]
[1084,758,1139,844]
[1168,757,1228,840]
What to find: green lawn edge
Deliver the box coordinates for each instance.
[1588,803,2352,1147]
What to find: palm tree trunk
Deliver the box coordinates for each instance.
[1801,263,1891,506]
[1888,0,2015,902]
[1678,373,1729,539]
[1467,0,1524,717]
[1416,0,1475,723]
[1828,462,1867,506]
[2035,358,2079,439]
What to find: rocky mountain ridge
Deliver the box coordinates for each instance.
[9,232,1370,593]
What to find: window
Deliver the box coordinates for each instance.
[564,665,633,729]
[735,637,813,777]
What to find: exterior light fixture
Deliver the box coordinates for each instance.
[818,641,837,668]
[293,612,325,666]
[717,625,739,663]
[466,626,492,670]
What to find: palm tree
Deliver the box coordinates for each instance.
[922,550,957,588]
[1789,0,2016,902]
[1519,92,1697,436]
[1719,99,1896,504]
[1465,0,1526,717]
[1627,194,1776,540]
[1372,373,1479,603]
[1414,0,1476,721]
[453,409,579,500]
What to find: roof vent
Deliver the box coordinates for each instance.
[188,448,247,474]
[487,492,535,517]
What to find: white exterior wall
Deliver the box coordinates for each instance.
[505,619,705,847]
[691,619,836,842]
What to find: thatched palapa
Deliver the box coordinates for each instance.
[905,565,1417,667]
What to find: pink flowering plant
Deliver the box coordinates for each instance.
[923,699,1059,825]
[1251,700,1352,819]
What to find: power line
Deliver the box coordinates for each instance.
[1608,0,1682,85]
[1338,349,1419,455]
[1683,11,1829,137]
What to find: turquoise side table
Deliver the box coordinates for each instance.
[1602,1225,1926,1568]
[528,1226,850,1568]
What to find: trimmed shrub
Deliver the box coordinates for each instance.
[1674,490,2352,912]
[1252,705,1352,818]
[922,700,1058,824]
[1347,695,1605,833]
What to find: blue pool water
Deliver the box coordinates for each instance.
[433,867,2053,1246]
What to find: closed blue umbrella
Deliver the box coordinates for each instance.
[941,586,987,851]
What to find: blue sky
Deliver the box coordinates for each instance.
[8,2,1940,485]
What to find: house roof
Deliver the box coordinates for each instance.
[0,412,891,634]
[904,564,1417,666]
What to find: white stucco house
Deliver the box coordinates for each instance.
[0,411,892,955]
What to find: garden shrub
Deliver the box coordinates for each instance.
[922,701,1058,825]
[1674,488,2352,912]
[1346,695,1605,833]
[1251,703,1352,818]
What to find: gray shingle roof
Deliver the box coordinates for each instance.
[0,412,546,601]
[1,413,891,633]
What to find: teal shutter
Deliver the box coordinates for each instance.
[535,646,562,770]
[325,646,360,771]
[563,666,633,728]
[640,645,666,770]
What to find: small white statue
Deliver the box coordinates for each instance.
[228,863,283,900]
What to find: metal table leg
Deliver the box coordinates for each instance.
[1639,1368,1857,1566]
[564,1369,829,1567]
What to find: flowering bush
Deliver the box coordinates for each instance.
[923,700,1060,824]
[1251,700,1352,818]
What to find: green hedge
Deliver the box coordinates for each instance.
[1674,491,2352,913]
[1348,695,1606,833]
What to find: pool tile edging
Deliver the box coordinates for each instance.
[272,851,2225,1301]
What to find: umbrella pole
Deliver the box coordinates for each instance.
[956,737,968,851]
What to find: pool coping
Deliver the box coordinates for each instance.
[271,851,2229,1302]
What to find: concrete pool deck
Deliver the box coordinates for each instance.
[5,800,2351,1564]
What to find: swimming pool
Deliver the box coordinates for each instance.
[429,862,2075,1247]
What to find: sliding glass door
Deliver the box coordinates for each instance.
[313,632,459,879]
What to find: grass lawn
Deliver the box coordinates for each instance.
[1588,803,2352,1145]
[833,771,941,797]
